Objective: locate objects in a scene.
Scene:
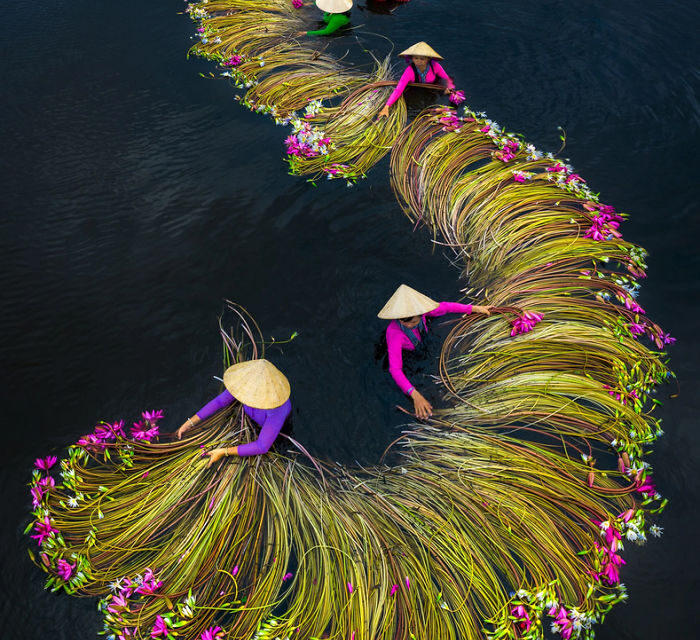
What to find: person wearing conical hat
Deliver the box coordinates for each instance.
[378,285,492,418]
[378,42,455,118]
[295,0,353,38]
[176,359,292,465]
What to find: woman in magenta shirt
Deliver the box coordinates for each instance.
[378,285,492,418]
[378,41,455,119]
[176,359,291,465]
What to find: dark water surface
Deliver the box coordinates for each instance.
[1,1,698,637]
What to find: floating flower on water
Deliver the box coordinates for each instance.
[449,89,465,105]
[282,572,293,582]
[649,524,664,537]
[390,584,398,596]
[347,581,353,594]
[232,565,239,576]
[56,558,76,581]
[200,626,224,640]
[405,576,410,589]
[292,0,303,7]
[35,456,57,471]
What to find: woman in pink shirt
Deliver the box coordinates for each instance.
[378,41,455,119]
[378,285,492,419]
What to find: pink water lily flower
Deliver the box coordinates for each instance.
[107,593,129,614]
[510,310,544,336]
[131,421,159,442]
[511,604,532,631]
[200,626,224,640]
[57,558,76,581]
[35,456,57,471]
[136,568,163,595]
[31,486,44,509]
[449,89,466,105]
[627,322,646,337]
[142,410,164,422]
[151,615,169,638]
[223,54,243,67]
[31,516,58,546]
[39,476,56,490]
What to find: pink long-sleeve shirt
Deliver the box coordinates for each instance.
[386,301,472,394]
[385,61,455,107]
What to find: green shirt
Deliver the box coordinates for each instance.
[306,12,350,37]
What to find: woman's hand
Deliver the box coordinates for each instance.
[206,448,229,468]
[410,390,433,419]
[377,105,390,119]
[470,305,494,315]
[176,416,200,439]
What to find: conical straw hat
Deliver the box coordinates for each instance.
[377,284,439,320]
[223,359,290,410]
[398,41,443,60]
[315,0,353,13]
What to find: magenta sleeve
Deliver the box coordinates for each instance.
[237,402,291,457]
[386,66,415,107]
[432,62,455,89]
[386,325,415,394]
[195,390,236,421]
[426,301,473,318]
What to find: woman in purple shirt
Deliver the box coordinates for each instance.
[378,285,492,419]
[176,359,291,466]
[378,41,455,119]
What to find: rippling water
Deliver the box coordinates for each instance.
[1,1,698,637]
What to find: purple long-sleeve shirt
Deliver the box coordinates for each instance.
[196,390,291,456]
[385,61,455,107]
[386,301,472,394]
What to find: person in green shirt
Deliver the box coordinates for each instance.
[296,0,352,37]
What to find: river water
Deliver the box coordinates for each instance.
[1,1,698,638]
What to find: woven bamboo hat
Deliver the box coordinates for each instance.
[315,0,353,13]
[377,284,439,320]
[223,359,290,410]
[398,41,443,60]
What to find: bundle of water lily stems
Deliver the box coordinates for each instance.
[186,0,407,183]
[25,2,675,640]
